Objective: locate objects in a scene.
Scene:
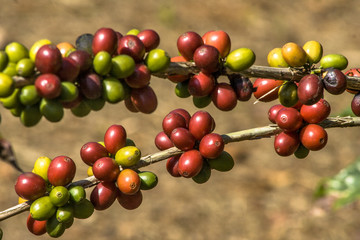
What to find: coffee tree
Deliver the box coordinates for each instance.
[0,27,360,238]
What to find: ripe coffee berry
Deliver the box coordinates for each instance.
[170,127,196,151]
[300,98,331,123]
[275,107,303,132]
[274,131,300,156]
[178,150,204,178]
[162,112,187,136]
[199,133,224,159]
[299,124,328,151]
[188,111,215,140]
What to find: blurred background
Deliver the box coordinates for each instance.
[0,0,360,239]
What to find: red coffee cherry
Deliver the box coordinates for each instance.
[92,27,118,55]
[274,131,300,156]
[297,74,324,105]
[117,35,145,62]
[193,44,220,73]
[199,133,224,159]
[177,31,204,61]
[137,29,160,52]
[351,92,360,116]
[162,112,187,136]
[47,155,76,186]
[34,73,62,99]
[275,107,303,132]
[188,72,216,97]
[80,141,109,166]
[202,30,231,58]
[27,214,47,236]
[166,155,181,177]
[211,82,238,111]
[229,75,253,101]
[155,131,174,150]
[92,157,120,182]
[117,169,141,195]
[90,181,118,211]
[253,78,284,102]
[15,172,46,201]
[300,98,331,123]
[104,124,127,155]
[321,68,347,95]
[170,127,196,151]
[35,44,62,74]
[189,111,215,140]
[125,63,151,89]
[268,104,285,124]
[299,124,328,151]
[117,189,143,210]
[178,150,204,178]
[170,108,191,127]
[130,85,158,114]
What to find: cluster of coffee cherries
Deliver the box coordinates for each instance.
[14,155,92,238]
[168,30,255,111]
[80,124,158,213]
[0,27,170,126]
[155,109,234,183]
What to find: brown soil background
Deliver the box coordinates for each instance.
[1,0,360,239]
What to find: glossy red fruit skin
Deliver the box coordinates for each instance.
[117,35,145,62]
[92,157,120,182]
[137,29,160,52]
[80,141,109,166]
[322,68,347,95]
[170,127,196,151]
[177,31,204,61]
[104,124,127,155]
[275,107,303,132]
[125,63,151,88]
[193,44,220,73]
[166,155,181,177]
[300,98,331,123]
[188,72,215,97]
[92,27,118,55]
[274,131,300,156]
[155,131,174,150]
[15,172,46,201]
[253,78,284,102]
[57,57,80,82]
[117,189,143,210]
[162,112,187,136]
[299,124,328,151]
[268,104,285,124]
[35,44,62,74]
[90,181,118,211]
[211,82,238,111]
[189,111,215,140]
[68,50,92,72]
[297,74,324,105]
[170,108,191,127]
[199,133,224,159]
[167,56,191,83]
[130,85,157,114]
[202,30,231,58]
[351,92,360,116]
[229,75,253,101]
[178,150,204,178]
[124,97,139,113]
[47,155,76,186]
[79,73,102,100]
[34,74,62,99]
[27,214,47,236]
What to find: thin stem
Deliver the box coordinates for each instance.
[1,116,360,221]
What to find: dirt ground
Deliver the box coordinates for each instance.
[1,0,360,239]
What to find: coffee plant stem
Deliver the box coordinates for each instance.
[1,116,359,221]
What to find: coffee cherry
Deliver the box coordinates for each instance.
[15,172,46,201]
[188,72,216,97]
[212,82,238,111]
[321,68,347,95]
[189,111,215,140]
[20,85,41,106]
[0,72,15,98]
[49,186,70,207]
[138,171,158,190]
[274,131,300,156]
[137,29,160,52]
[92,157,120,182]
[170,108,191,127]
[125,63,151,88]
[170,127,196,151]
[115,146,141,167]
[56,42,75,58]
[93,51,112,76]
[20,105,43,127]
[278,81,299,107]
[193,95,212,108]
[281,42,307,67]
[68,50,92,73]
[202,30,231,58]
[72,199,94,219]
[30,196,57,221]
[207,150,234,172]
[90,181,118,211]
[75,33,94,54]
[177,31,204,61]
[144,48,170,73]
[102,77,126,103]
[110,54,136,78]
[117,190,143,210]
[166,155,181,177]
[267,47,289,67]
[162,111,187,136]
[320,54,348,70]
[225,48,256,72]
[68,185,86,205]
[117,169,141,195]
[16,58,35,77]
[79,73,103,100]
[27,214,47,236]
[33,156,52,182]
[57,57,80,82]
[92,27,118,55]
[35,44,62,74]
[56,204,74,224]
[297,74,324,105]
[47,155,76,186]
[35,73,62,99]
[39,98,64,123]
[193,44,220,73]
[303,40,323,65]
[299,124,328,151]
[275,107,303,132]
[268,104,285,124]
[130,85,158,114]
[80,141,109,166]
[104,124,127,155]
[253,78,283,102]
[300,98,331,123]
[117,35,145,62]
[199,133,224,159]
[124,97,139,113]
[178,150,204,178]
[229,75,253,101]
[5,41,29,63]
[155,131,174,150]
[351,92,360,116]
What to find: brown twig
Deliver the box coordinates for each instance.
[1,116,360,221]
